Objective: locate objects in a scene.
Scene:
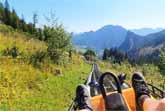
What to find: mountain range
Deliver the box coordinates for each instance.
[72,25,127,52]
[72,25,165,54]
[131,28,164,36]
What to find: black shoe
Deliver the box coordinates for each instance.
[132,72,150,111]
[132,72,150,98]
[76,84,93,111]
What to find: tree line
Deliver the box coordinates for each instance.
[102,48,128,64]
[0,0,71,65]
[102,47,165,76]
[0,0,57,41]
[0,0,39,37]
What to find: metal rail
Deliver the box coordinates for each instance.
[84,64,101,96]
[89,64,101,96]
[68,99,77,111]
[147,83,165,98]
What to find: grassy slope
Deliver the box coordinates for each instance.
[0,24,91,111]
[0,24,164,111]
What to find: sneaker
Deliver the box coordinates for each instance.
[132,72,150,110]
[132,72,150,98]
[75,84,93,111]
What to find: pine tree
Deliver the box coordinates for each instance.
[33,13,38,27]
[37,28,43,40]
[32,13,38,34]
[0,2,4,23]
[11,9,19,29]
[4,0,11,25]
[103,48,109,60]
[158,49,165,76]
[19,15,27,32]
[27,23,33,34]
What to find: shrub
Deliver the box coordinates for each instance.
[2,46,19,58]
[29,50,47,68]
[46,25,71,64]
[83,49,96,61]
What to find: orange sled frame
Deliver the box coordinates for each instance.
[91,88,136,111]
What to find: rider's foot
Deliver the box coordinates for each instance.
[132,72,150,110]
[76,84,93,111]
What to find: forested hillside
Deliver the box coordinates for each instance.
[119,30,165,64]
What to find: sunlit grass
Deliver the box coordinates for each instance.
[0,24,91,111]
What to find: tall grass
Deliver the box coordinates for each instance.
[0,24,91,111]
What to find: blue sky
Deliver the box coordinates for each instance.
[5,0,165,32]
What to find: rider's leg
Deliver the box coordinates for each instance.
[132,72,165,111]
[132,72,151,111]
[142,97,165,111]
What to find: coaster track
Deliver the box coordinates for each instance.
[68,64,165,111]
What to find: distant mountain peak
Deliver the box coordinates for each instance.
[131,28,164,36]
[101,25,124,29]
[72,25,127,52]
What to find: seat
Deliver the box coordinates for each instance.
[99,72,129,111]
[106,93,128,111]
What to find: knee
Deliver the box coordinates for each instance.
[156,99,165,111]
[160,98,165,105]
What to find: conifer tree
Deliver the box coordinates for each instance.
[27,23,33,34]
[11,9,19,29]
[19,15,27,32]
[0,2,4,23]
[103,48,109,60]
[32,13,38,34]
[158,49,165,76]
[4,0,11,25]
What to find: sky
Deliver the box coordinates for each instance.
[3,0,165,32]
